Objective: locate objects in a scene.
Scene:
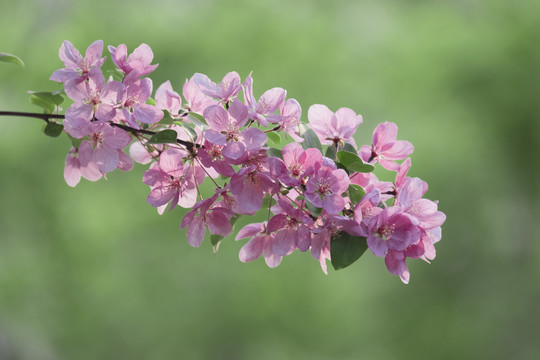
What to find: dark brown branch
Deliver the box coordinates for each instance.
[0,110,201,149]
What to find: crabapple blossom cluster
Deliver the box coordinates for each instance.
[47,40,445,283]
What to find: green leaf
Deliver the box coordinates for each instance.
[330,231,368,270]
[325,144,338,160]
[146,97,156,106]
[28,90,64,105]
[68,134,83,149]
[348,184,366,204]
[28,91,65,114]
[176,122,198,141]
[266,147,283,159]
[210,215,241,254]
[336,151,374,173]
[301,128,322,152]
[266,131,281,146]
[43,122,63,137]
[305,199,322,218]
[0,52,24,68]
[160,112,174,125]
[187,112,207,128]
[342,142,357,153]
[146,129,178,144]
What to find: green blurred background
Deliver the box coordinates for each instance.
[1,0,539,359]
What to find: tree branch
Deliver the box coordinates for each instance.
[0,110,201,149]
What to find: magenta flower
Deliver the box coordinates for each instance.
[280,142,322,186]
[242,73,287,126]
[305,166,349,214]
[143,149,199,211]
[50,40,105,84]
[192,72,242,103]
[235,222,282,268]
[308,104,363,148]
[230,165,279,215]
[359,122,414,171]
[268,199,313,256]
[180,195,234,248]
[108,43,158,77]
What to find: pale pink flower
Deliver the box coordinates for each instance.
[242,73,286,126]
[268,199,313,256]
[182,76,219,115]
[50,40,105,84]
[142,149,199,211]
[155,81,182,116]
[108,43,158,77]
[64,146,102,187]
[308,104,363,148]
[192,72,242,103]
[360,122,413,171]
[121,77,163,128]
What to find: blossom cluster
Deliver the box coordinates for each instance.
[51,40,445,283]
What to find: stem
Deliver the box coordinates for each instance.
[0,110,202,149]
[0,111,63,123]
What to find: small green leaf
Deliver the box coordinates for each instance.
[348,184,366,204]
[28,91,65,114]
[68,134,83,149]
[176,122,198,141]
[146,97,156,106]
[160,112,174,125]
[0,53,24,68]
[266,131,281,146]
[342,142,357,153]
[330,231,368,270]
[305,199,322,218]
[301,128,322,152]
[187,112,207,128]
[43,122,63,137]
[325,144,338,160]
[266,147,283,159]
[337,151,374,173]
[28,90,64,105]
[146,129,178,144]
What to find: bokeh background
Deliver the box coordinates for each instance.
[1,0,539,359]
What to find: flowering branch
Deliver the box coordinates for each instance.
[0,40,446,284]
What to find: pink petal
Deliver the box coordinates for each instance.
[239,236,265,263]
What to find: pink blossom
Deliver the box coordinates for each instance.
[50,40,105,84]
[143,149,199,211]
[202,100,266,161]
[360,122,413,171]
[242,73,286,126]
[274,98,303,142]
[192,72,242,103]
[235,222,282,268]
[308,104,363,148]
[155,81,182,116]
[64,146,102,187]
[64,74,124,122]
[182,76,219,115]
[305,167,349,215]
[180,195,233,248]
[268,199,313,256]
[121,77,163,128]
[230,165,279,215]
[76,123,132,173]
[108,43,158,77]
